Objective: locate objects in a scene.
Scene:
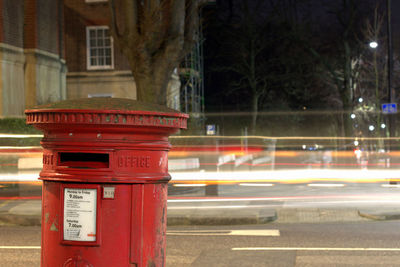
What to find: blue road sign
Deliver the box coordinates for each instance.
[206,124,216,135]
[382,103,397,114]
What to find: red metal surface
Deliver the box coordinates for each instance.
[26,98,188,267]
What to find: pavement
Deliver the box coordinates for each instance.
[0,200,41,226]
[2,198,400,226]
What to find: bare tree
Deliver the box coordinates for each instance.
[224,1,272,134]
[212,0,319,134]
[304,0,373,138]
[109,0,200,106]
[355,4,388,150]
[212,0,285,134]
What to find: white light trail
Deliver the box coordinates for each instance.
[232,247,400,252]
[239,183,274,187]
[0,134,43,138]
[173,183,206,187]
[0,246,41,249]
[0,173,39,182]
[170,170,400,183]
[168,204,273,209]
[3,169,400,184]
[307,184,345,188]
[381,184,400,188]
[167,230,280,236]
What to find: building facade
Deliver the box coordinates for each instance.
[0,0,66,116]
[0,0,205,116]
[64,0,181,109]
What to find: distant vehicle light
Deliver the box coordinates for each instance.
[354,149,362,158]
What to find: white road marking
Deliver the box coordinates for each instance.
[168,198,271,203]
[167,229,279,236]
[0,246,40,249]
[307,183,345,187]
[168,197,400,203]
[173,184,207,187]
[168,204,275,209]
[239,183,274,187]
[229,230,280,236]
[232,247,400,251]
[382,184,400,188]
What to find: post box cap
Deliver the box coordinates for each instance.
[25,98,188,130]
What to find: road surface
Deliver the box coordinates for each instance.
[2,221,400,266]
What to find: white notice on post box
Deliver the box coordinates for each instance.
[64,188,97,242]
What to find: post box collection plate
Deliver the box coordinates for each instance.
[63,187,97,242]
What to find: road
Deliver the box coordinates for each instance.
[2,221,400,266]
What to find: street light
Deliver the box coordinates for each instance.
[369,125,375,131]
[369,41,378,49]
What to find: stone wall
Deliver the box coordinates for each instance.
[0,43,66,116]
[26,49,67,106]
[0,43,25,116]
[67,71,136,99]
[67,70,181,110]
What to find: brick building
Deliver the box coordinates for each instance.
[64,0,181,108]
[0,0,201,116]
[0,0,66,116]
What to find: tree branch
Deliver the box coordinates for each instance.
[183,0,199,55]
[109,0,123,38]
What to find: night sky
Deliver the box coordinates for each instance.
[202,0,400,113]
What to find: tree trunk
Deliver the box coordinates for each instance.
[251,93,259,135]
[131,65,172,106]
[108,0,199,106]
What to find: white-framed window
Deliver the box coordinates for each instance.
[86,26,114,70]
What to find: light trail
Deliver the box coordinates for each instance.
[0,134,43,138]
[381,184,400,188]
[239,183,274,187]
[170,169,400,184]
[170,135,400,141]
[12,133,399,141]
[0,196,41,200]
[307,183,345,187]
[0,246,41,249]
[1,169,400,184]
[232,247,400,252]
[173,183,207,187]
[167,229,280,236]
[168,205,273,209]
[0,173,39,182]
[167,194,400,203]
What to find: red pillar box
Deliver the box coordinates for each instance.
[25,98,188,267]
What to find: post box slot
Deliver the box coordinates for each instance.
[59,152,109,168]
